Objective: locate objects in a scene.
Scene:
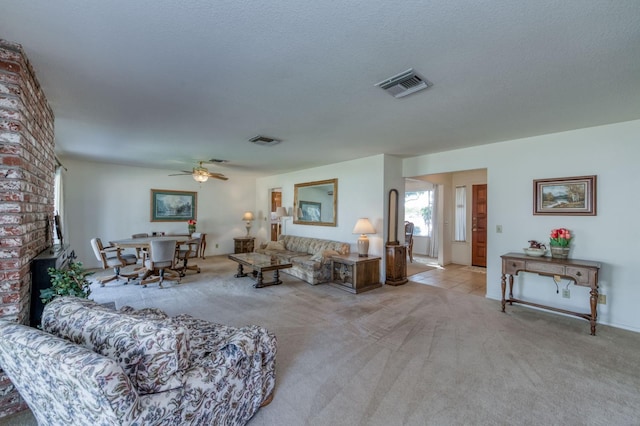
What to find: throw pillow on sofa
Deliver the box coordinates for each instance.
[264,241,286,251]
[310,249,341,262]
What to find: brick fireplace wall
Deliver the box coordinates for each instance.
[0,39,55,417]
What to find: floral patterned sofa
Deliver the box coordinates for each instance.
[0,297,276,425]
[255,235,350,284]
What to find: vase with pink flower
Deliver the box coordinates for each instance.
[187,219,196,234]
[549,227,571,259]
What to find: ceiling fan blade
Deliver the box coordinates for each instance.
[168,172,191,176]
[210,174,229,181]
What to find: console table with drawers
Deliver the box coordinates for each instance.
[500,252,601,335]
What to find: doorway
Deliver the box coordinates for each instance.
[270,189,281,241]
[404,169,487,294]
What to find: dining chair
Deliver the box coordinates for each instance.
[404,221,415,263]
[131,232,149,261]
[90,238,139,286]
[175,233,202,276]
[141,239,181,288]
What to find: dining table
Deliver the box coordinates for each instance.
[110,235,193,283]
[110,235,192,249]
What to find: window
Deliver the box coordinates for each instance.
[405,190,434,237]
[53,166,63,244]
[454,186,466,241]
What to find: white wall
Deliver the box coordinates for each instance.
[256,155,395,276]
[62,158,257,268]
[404,119,640,332]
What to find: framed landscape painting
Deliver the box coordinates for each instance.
[533,175,596,216]
[150,189,197,221]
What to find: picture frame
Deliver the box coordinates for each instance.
[533,175,596,216]
[299,200,321,222]
[150,189,197,222]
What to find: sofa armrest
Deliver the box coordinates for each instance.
[166,314,278,413]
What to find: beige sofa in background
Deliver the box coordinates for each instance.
[255,235,350,285]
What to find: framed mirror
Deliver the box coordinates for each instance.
[293,178,337,226]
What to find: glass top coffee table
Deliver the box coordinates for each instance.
[227,253,292,288]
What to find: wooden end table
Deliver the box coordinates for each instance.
[330,254,381,294]
[233,237,255,254]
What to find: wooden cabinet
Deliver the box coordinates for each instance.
[30,244,73,327]
[233,237,255,254]
[329,254,381,294]
[385,244,407,286]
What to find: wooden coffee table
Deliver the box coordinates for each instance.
[228,253,292,288]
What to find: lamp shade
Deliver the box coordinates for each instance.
[275,206,287,217]
[352,218,375,257]
[352,218,375,235]
[242,211,254,221]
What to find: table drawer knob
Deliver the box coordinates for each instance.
[576,271,582,277]
[512,263,517,267]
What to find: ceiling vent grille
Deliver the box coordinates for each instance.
[375,68,432,98]
[249,135,281,146]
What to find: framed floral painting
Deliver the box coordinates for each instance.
[533,175,596,216]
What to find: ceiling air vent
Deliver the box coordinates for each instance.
[249,135,281,146]
[375,68,432,98]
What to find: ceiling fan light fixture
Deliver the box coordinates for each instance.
[192,166,209,182]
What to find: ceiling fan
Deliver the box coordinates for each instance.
[169,162,229,182]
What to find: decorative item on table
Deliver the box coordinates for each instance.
[187,219,197,234]
[275,207,287,237]
[524,240,547,257]
[242,211,254,236]
[549,227,571,258]
[352,218,376,257]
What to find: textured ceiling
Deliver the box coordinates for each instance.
[1,0,640,176]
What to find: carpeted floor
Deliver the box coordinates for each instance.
[4,255,640,425]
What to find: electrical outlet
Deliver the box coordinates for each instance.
[598,294,606,304]
[496,225,502,233]
[215,243,219,248]
[562,289,570,298]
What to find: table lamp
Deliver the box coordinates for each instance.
[352,218,375,257]
[275,207,287,236]
[242,211,254,236]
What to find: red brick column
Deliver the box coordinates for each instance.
[0,39,55,418]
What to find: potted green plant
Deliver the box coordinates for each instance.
[41,261,93,305]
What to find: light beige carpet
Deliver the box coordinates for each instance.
[4,255,640,425]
